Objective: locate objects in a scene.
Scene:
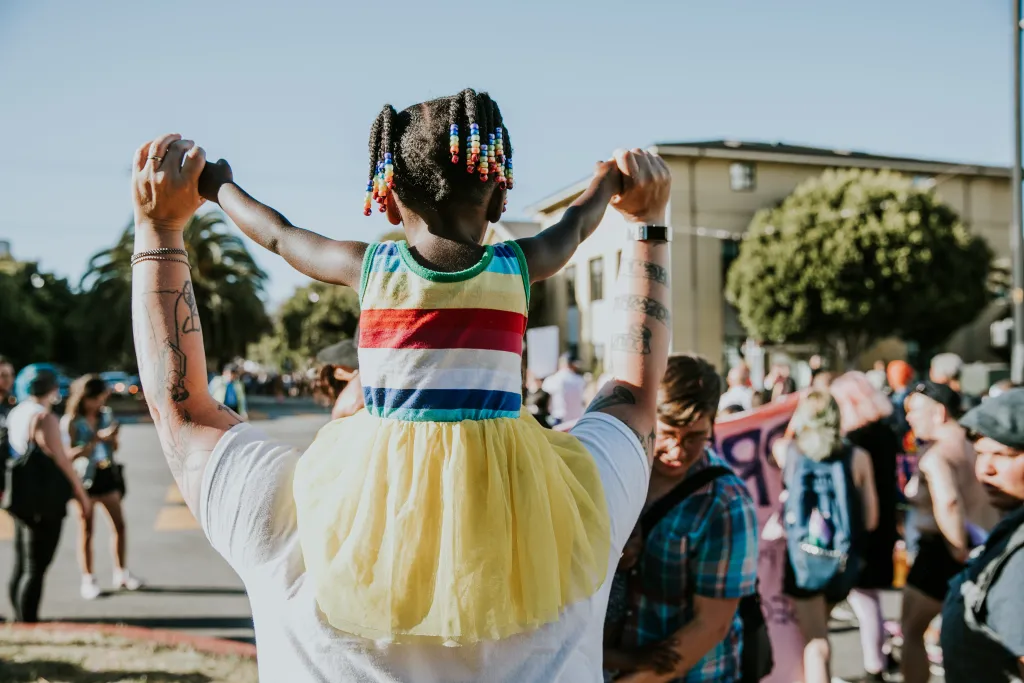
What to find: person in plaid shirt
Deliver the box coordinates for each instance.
[605,354,759,683]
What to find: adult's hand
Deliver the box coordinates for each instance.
[610,148,671,225]
[132,133,207,231]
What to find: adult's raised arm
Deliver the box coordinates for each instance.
[130,134,243,515]
[583,149,672,462]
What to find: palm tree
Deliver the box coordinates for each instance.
[79,211,271,371]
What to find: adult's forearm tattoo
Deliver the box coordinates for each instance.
[612,323,653,355]
[152,281,201,404]
[614,295,671,326]
[619,258,668,285]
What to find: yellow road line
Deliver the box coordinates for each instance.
[165,484,184,504]
[154,505,200,531]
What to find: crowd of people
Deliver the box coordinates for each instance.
[5,87,1024,683]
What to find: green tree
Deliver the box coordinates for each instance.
[0,259,80,370]
[80,212,271,370]
[725,168,992,365]
[279,282,360,359]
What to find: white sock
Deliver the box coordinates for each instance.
[82,573,95,583]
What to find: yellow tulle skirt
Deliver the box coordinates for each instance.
[293,408,610,644]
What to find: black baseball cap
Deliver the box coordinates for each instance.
[910,380,962,417]
[961,388,1024,450]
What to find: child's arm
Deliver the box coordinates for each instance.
[515,161,622,283]
[199,160,368,288]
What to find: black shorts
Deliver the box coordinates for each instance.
[87,466,123,498]
[906,534,963,601]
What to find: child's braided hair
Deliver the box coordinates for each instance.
[363,88,513,216]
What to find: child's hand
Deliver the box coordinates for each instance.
[198,159,234,203]
[610,149,671,225]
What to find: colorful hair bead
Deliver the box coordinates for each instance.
[384,152,394,189]
[468,122,480,174]
[487,134,497,182]
[505,157,514,190]
[363,180,373,216]
[449,124,459,164]
[479,143,489,181]
[494,127,505,164]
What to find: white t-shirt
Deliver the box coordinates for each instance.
[200,413,649,683]
[718,385,754,412]
[8,401,47,457]
[542,370,588,422]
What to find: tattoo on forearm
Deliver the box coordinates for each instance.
[586,385,637,412]
[154,281,200,403]
[612,323,653,355]
[620,258,668,285]
[614,295,671,326]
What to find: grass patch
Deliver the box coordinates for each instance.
[0,626,257,683]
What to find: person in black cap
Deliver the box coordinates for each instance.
[940,389,1024,682]
[900,380,1000,683]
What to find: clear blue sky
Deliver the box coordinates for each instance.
[0,0,1012,303]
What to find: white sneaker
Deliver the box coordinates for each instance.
[114,569,143,591]
[80,575,101,600]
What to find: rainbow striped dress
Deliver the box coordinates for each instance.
[294,240,611,644]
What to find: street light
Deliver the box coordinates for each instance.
[1012,0,1024,383]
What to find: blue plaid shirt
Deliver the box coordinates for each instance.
[622,450,759,683]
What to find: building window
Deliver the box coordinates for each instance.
[589,257,605,301]
[730,162,756,191]
[564,265,577,306]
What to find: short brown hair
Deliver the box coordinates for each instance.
[657,353,722,427]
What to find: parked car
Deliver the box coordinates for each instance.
[100,371,141,397]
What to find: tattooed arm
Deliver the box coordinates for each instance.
[584,149,672,463]
[131,135,243,515]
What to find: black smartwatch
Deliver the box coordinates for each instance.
[625,225,672,242]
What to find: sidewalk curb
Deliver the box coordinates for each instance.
[7,622,257,659]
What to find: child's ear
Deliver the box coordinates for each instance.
[385,198,402,226]
[485,186,506,224]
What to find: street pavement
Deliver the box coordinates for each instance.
[0,399,938,682]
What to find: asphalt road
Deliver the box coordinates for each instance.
[0,400,938,682]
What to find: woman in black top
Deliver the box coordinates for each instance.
[830,372,900,682]
[5,367,91,622]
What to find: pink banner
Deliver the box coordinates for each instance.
[713,395,803,683]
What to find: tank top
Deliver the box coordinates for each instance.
[357,240,530,422]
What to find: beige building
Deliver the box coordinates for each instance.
[524,140,1014,372]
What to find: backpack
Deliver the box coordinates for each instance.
[783,445,862,594]
[640,465,774,683]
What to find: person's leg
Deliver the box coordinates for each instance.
[99,493,141,589]
[97,492,126,571]
[9,519,26,621]
[848,588,886,675]
[18,517,63,623]
[901,585,942,683]
[792,595,832,683]
[75,498,94,576]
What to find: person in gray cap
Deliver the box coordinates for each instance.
[940,389,1024,682]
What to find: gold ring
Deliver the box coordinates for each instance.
[148,155,163,162]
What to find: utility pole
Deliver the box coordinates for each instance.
[1012,0,1024,383]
